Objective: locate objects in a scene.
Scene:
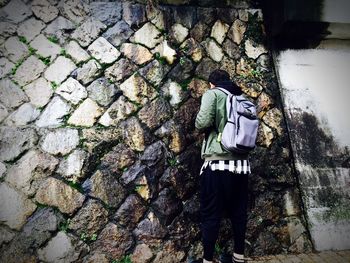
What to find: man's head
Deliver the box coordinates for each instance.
[208,70,230,87]
[208,69,243,95]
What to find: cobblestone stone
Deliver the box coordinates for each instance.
[14,56,46,86]
[122,2,146,27]
[55,77,87,105]
[31,0,59,23]
[35,96,71,128]
[86,77,117,106]
[23,77,53,107]
[170,23,189,44]
[133,22,163,49]
[76,59,102,85]
[30,34,61,60]
[17,18,45,41]
[0,22,17,43]
[67,98,103,127]
[90,1,122,26]
[102,20,133,47]
[0,78,28,109]
[44,56,76,84]
[0,57,13,78]
[2,36,29,63]
[65,40,90,64]
[87,37,120,64]
[4,103,40,126]
[43,16,75,45]
[71,17,107,48]
[1,0,32,24]
[58,0,89,24]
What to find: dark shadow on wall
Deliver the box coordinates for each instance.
[260,0,330,50]
[288,111,350,168]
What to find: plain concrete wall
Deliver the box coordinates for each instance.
[274,41,350,251]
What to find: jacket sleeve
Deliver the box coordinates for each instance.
[195,90,216,131]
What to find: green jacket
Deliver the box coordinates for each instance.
[195,88,249,161]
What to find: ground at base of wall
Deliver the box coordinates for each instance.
[249,250,350,263]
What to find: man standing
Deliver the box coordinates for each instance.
[192,70,251,263]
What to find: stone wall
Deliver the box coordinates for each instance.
[0,0,312,262]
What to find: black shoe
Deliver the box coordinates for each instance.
[219,253,233,263]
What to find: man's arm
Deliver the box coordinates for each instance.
[195,90,216,131]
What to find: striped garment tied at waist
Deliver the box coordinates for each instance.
[200,160,251,175]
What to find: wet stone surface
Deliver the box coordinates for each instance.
[93,223,134,259]
[69,199,108,236]
[83,170,126,208]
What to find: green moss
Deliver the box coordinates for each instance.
[112,255,132,263]
[181,45,190,53]
[167,157,179,167]
[11,58,25,75]
[179,56,186,66]
[58,114,71,127]
[159,28,167,35]
[238,67,263,81]
[134,185,143,192]
[154,52,161,59]
[18,36,27,44]
[318,190,350,222]
[36,106,45,112]
[38,55,51,65]
[78,136,87,148]
[80,232,97,242]
[250,68,264,79]
[29,46,37,55]
[60,48,67,56]
[50,81,58,90]
[47,35,59,44]
[90,233,98,241]
[58,218,71,232]
[327,204,350,221]
[68,181,84,193]
[95,123,108,130]
[179,78,191,90]
[101,202,114,212]
[99,60,114,71]
[153,52,167,65]
[80,232,88,241]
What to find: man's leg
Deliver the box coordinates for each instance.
[202,218,220,261]
[200,167,223,262]
[229,174,248,260]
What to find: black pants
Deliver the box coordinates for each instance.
[200,166,248,261]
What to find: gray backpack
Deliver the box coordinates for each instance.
[216,88,259,154]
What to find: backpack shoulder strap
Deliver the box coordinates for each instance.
[214,87,232,96]
[214,87,237,123]
[236,94,248,101]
